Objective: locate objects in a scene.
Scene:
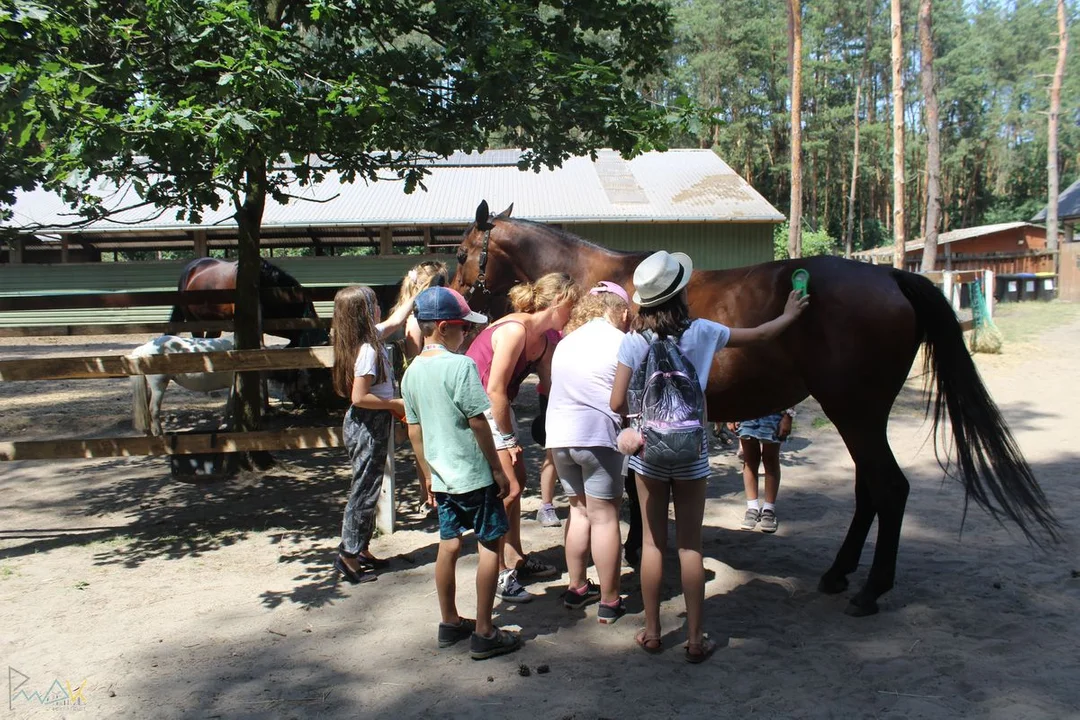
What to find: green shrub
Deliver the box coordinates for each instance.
[773,222,839,260]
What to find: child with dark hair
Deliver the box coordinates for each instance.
[610,251,809,663]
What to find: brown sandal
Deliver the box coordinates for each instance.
[635,628,663,654]
[684,635,716,664]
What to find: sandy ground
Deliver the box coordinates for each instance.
[1,304,1079,719]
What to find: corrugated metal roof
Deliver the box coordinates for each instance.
[1031,177,1080,223]
[853,222,1037,258]
[5,149,783,238]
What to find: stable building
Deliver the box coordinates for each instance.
[1,149,783,326]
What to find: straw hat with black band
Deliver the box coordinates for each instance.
[631,251,694,308]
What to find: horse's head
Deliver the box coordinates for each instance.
[450,200,520,317]
[268,367,339,409]
[258,259,330,347]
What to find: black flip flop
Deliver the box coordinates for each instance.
[335,556,377,584]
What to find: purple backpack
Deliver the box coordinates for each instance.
[627,330,706,466]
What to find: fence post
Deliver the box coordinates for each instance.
[376,434,396,535]
[942,271,956,313]
[983,270,994,319]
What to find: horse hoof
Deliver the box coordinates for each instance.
[818,574,849,595]
[844,598,879,617]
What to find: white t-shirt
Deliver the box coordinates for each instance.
[353,343,395,400]
[616,318,731,390]
[547,318,624,449]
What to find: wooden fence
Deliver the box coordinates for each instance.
[0,286,400,532]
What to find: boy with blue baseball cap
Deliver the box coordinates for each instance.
[400,287,521,660]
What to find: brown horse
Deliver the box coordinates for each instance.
[170,258,333,407]
[170,257,329,348]
[451,200,1059,616]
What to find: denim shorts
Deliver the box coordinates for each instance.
[436,484,509,542]
[738,413,785,445]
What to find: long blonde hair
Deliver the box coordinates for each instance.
[332,286,387,398]
[391,260,448,315]
[564,291,629,334]
[508,272,579,314]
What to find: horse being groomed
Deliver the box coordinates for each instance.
[450,201,1060,616]
[131,335,236,436]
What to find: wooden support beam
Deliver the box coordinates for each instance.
[9,236,26,264]
[0,426,343,461]
[0,317,332,339]
[60,234,70,263]
[380,227,393,255]
[422,227,433,254]
[0,286,345,313]
[193,229,208,257]
[0,345,334,382]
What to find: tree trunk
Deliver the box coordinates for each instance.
[891,0,906,269]
[234,161,268,434]
[1047,0,1068,253]
[919,0,942,272]
[846,0,874,259]
[788,0,803,259]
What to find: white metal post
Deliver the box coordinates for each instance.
[942,271,956,313]
[984,269,994,319]
[376,434,396,535]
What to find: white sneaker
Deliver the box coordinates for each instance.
[496,570,534,603]
[536,505,561,527]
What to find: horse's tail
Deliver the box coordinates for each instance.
[892,269,1060,544]
[131,373,152,434]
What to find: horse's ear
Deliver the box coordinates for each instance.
[475,200,493,230]
[496,203,514,219]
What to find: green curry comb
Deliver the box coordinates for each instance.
[791,269,810,298]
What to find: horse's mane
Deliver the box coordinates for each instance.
[259,258,302,288]
[495,217,641,258]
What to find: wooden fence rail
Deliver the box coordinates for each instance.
[0,286,346,312]
[0,317,332,339]
[0,346,334,382]
[0,426,343,462]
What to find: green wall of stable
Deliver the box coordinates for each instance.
[0,255,452,327]
[0,221,777,327]
[564,222,776,270]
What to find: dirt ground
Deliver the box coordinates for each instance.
[2,303,1079,719]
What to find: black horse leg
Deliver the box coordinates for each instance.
[847,447,909,617]
[819,473,876,595]
[624,469,642,566]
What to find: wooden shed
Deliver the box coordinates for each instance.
[1033,176,1080,300]
[851,222,1054,275]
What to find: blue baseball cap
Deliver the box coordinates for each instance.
[414,287,488,324]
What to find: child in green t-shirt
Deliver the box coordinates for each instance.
[401,287,521,661]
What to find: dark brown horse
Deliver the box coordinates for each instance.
[171,258,333,407]
[451,200,1059,616]
[170,258,329,348]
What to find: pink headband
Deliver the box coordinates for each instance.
[589,281,630,304]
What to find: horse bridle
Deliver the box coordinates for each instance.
[462,227,493,304]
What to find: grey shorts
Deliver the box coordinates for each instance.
[552,447,625,500]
